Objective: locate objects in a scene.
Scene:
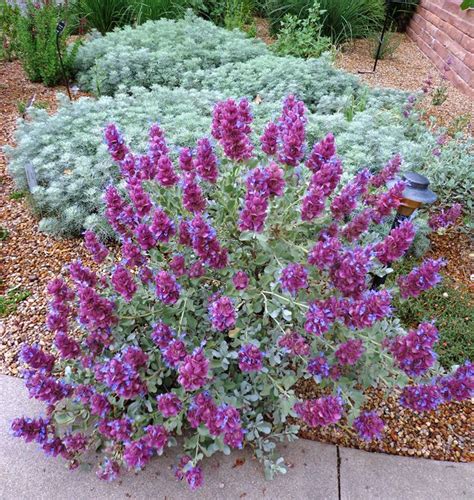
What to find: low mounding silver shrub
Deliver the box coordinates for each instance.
[75,12,267,96]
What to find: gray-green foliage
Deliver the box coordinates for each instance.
[182,54,360,113]
[75,13,267,95]
[420,134,474,212]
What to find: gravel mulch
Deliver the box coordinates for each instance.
[296,380,473,463]
[0,60,94,376]
[335,34,473,130]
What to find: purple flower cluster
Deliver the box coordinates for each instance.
[46,277,75,336]
[353,411,384,441]
[20,344,55,373]
[309,156,342,197]
[178,348,210,391]
[209,295,236,331]
[280,263,308,296]
[335,339,365,366]
[83,230,108,264]
[305,133,336,173]
[260,121,279,155]
[151,207,176,243]
[77,286,116,331]
[97,459,120,481]
[389,322,438,377]
[278,331,310,357]
[399,384,442,412]
[239,163,285,232]
[190,214,228,269]
[175,455,204,490]
[370,154,402,188]
[233,271,249,290]
[11,416,50,443]
[194,138,218,183]
[329,246,373,298]
[104,123,129,162]
[181,173,207,214]
[128,180,153,217]
[24,369,72,405]
[439,362,473,402]
[157,393,183,417]
[341,209,374,242]
[154,270,180,305]
[238,344,264,372]
[211,98,253,161]
[111,265,137,302]
[123,424,168,470]
[397,258,445,299]
[156,155,179,187]
[96,347,148,399]
[304,297,338,336]
[368,181,405,223]
[187,393,245,449]
[340,290,392,330]
[301,185,325,221]
[428,203,462,230]
[178,147,194,172]
[308,236,341,269]
[330,169,371,220]
[375,220,416,265]
[277,95,306,166]
[294,396,343,427]
[307,355,330,380]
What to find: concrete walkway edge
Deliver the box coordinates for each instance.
[1,374,472,500]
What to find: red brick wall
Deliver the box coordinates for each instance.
[407,0,473,96]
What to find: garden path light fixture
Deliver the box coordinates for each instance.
[388,171,437,226]
[56,20,72,100]
[371,171,436,288]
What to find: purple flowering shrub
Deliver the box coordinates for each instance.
[13,96,473,488]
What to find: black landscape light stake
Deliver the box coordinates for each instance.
[371,172,437,289]
[359,0,418,74]
[56,20,72,100]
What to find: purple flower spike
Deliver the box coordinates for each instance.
[353,411,384,441]
[238,344,264,372]
[280,263,308,296]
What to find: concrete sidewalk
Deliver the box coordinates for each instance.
[0,374,472,500]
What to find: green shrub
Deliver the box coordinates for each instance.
[15,0,80,86]
[271,1,333,58]
[0,0,20,61]
[74,13,267,95]
[263,0,385,43]
[0,288,31,317]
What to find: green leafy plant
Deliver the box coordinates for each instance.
[0,0,20,61]
[15,0,80,86]
[0,287,31,317]
[263,0,385,44]
[460,0,473,10]
[431,85,448,106]
[371,29,401,60]
[0,226,9,241]
[272,1,333,58]
[70,0,134,35]
[9,190,27,200]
